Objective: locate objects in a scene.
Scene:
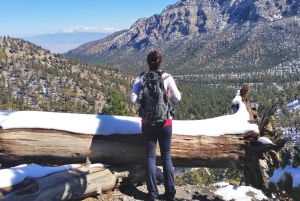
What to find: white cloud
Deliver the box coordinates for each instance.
[44,29,56,34]
[100,27,121,33]
[60,26,119,33]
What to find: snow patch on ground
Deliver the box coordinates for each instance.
[214,182,268,201]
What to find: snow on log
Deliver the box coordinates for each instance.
[0,94,258,136]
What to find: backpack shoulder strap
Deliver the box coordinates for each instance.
[159,70,171,80]
[162,74,171,80]
[139,71,146,85]
[157,70,164,76]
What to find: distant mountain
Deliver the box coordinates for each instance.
[22,32,109,54]
[64,0,300,74]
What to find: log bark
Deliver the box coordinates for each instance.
[0,165,126,201]
[0,128,259,169]
[240,102,291,189]
[258,103,278,135]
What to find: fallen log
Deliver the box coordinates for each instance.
[0,88,259,168]
[0,120,286,189]
[0,85,288,189]
[0,128,258,168]
[0,164,127,201]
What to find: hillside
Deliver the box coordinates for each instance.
[0,36,250,120]
[65,0,300,77]
[1,36,300,122]
[0,36,134,114]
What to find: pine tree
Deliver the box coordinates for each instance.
[101,90,130,116]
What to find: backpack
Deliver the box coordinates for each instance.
[138,70,174,126]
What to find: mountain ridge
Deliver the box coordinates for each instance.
[64,0,300,74]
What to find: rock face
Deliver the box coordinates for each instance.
[65,0,300,72]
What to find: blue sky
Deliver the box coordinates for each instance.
[1,0,178,37]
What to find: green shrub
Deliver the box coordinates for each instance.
[292,146,300,168]
[0,50,6,59]
[186,171,202,185]
[280,148,291,169]
[175,170,204,186]
[268,171,300,200]
[174,175,184,186]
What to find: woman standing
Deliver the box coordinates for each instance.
[131,50,181,201]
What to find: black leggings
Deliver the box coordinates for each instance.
[142,124,176,200]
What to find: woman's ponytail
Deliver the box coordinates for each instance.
[147,50,162,71]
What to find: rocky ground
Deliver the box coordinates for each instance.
[80,183,273,201]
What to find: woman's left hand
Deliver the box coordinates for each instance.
[168,91,172,99]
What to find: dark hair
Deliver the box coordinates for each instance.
[147,50,162,71]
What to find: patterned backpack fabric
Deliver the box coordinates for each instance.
[138,70,174,126]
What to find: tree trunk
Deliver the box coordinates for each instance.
[0,128,259,168]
